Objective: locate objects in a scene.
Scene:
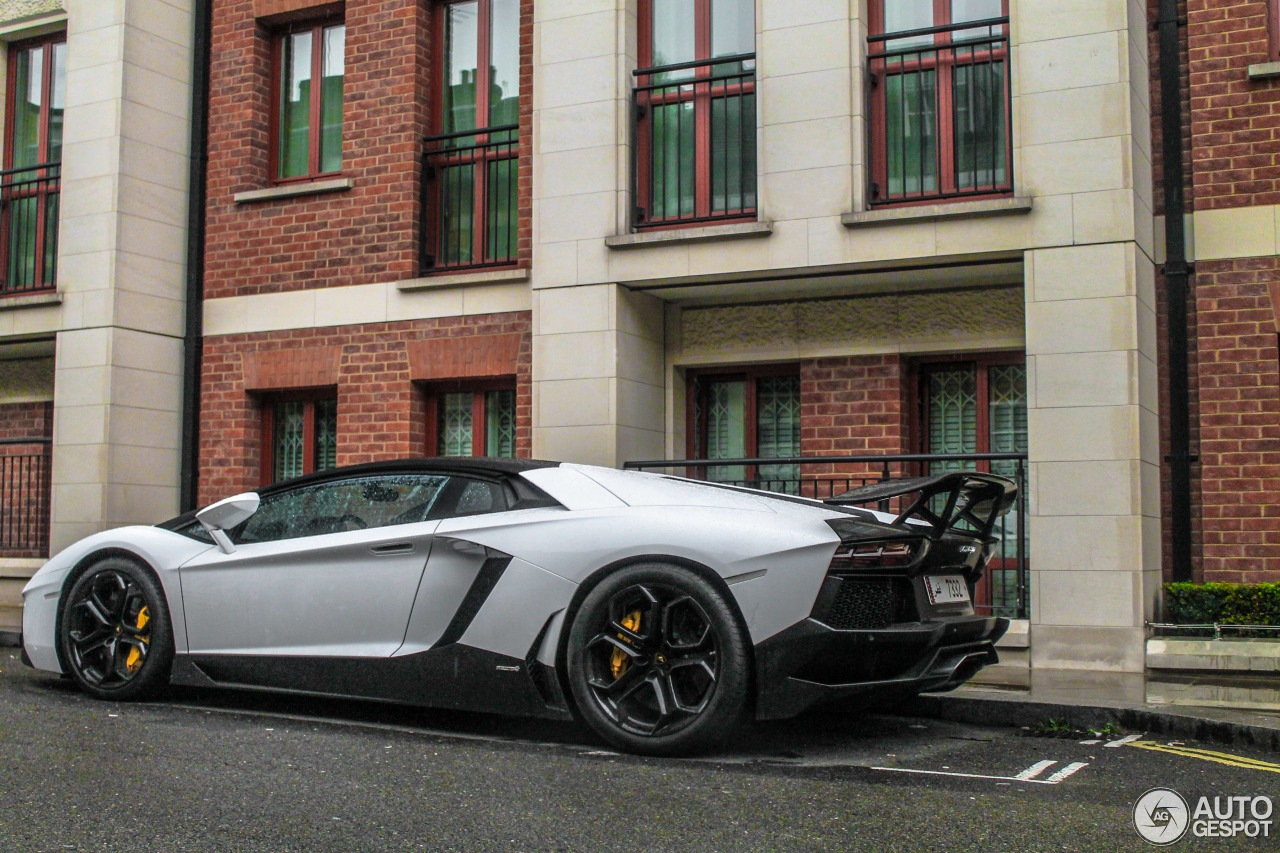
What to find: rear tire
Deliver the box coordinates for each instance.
[565,563,751,756]
[58,557,174,701]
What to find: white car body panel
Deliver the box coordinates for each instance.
[456,557,577,659]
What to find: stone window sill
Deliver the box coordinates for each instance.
[233,177,353,204]
[1248,61,1280,80]
[605,220,772,249]
[397,267,529,291]
[0,290,61,311]
[841,196,1034,227]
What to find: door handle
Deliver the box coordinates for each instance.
[370,542,414,555]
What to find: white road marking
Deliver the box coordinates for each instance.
[1079,739,1101,745]
[871,761,1088,786]
[1044,762,1089,783]
[1014,760,1057,780]
[1105,734,1143,748]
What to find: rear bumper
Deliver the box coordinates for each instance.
[753,615,1008,720]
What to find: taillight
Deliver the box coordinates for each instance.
[828,538,927,571]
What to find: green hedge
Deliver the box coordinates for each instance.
[1163,582,1280,633]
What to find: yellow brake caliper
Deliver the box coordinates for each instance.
[125,606,150,673]
[610,610,642,679]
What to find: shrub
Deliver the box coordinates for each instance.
[1163,582,1280,636]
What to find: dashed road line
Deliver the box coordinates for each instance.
[1104,733,1144,748]
[1127,740,1280,773]
[1015,760,1057,780]
[1044,762,1089,783]
[872,759,1089,785]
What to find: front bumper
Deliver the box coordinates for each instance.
[753,614,1008,720]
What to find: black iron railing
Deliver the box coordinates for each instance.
[0,437,52,557]
[632,53,756,227]
[868,17,1012,205]
[0,161,60,294]
[624,452,1029,619]
[421,125,518,272]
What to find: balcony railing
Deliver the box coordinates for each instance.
[421,125,518,272]
[623,452,1029,619]
[0,437,52,558]
[0,161,60,294]
[868,17,1012,205]
[632,53,756,227]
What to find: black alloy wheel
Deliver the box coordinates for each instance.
[566,563,751,755]
[58,557,174,700]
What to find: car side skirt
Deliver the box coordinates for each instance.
[169,643,574,721]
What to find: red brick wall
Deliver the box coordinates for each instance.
[198,312,532,504]
[1192,257,1280,582]
[800,355,910,489]
[1185,0,1280,210]
[0,401,52,558]
[205,0,533,300]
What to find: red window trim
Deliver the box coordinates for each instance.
[684,364,798,478]
[867,0,1012,208]
[634,0,757,229]
[259,390,337,485]
[911,351,1024,475]
[3,31,64,296]
[423,378,516,458]
[268,16,345,185]
[1271,0,1280,61]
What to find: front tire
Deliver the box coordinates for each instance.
[565,563,752,755]
[58,557,174,700]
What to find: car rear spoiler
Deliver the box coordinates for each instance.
[824,471,1017,541]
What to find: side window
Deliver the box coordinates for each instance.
[427,476,507,520]
[273,18,345,182]
[235,475,450,543]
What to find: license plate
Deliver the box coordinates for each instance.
[925,575,970,606]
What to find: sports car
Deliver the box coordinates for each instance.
[21,458,1013,755]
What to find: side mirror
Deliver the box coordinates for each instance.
[196,492,260,554]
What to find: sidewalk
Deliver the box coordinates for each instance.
[905,669,1280,753]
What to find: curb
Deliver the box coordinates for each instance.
[902,692,1280,754]
[0,630,19,649]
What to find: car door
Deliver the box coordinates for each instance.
[179,473,450,657]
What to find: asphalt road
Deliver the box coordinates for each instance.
[2,648,1276,853]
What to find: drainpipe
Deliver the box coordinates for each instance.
[1157,0,1193,581]
[180,0,212,512]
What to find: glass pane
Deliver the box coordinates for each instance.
[884,0,935,50]
[987,364,1027,474]
[953,60,1006,190]
[711,0,754,58]
[486,155,516,261]
[437,162,475,266]
[710,89,755,212]
[484,390,517,458]
[48,42,66,164]
[927,367,977,476]
[650,98,695,220]
[273,400,306,482]
[756,376,800,493]
[884,69,937,198]
[489,0,519,128]
[6,195,37,291]
[651,0,695,80]
[444,1,479,135]
[705,379,746,483]
[314,398,337,471]
[238,475,450,542]
[278,30,313,178]
[951,0,1003,43]
[439,392,474,456]
[12,46,42,169]
[42,190,58,287]
[318,24,344,173]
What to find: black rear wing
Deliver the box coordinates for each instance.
[824,471,1017,541]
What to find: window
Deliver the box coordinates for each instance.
[430,386,516,458]
[3,33,65,294]
[633,0,756,227]
[262,395,338,484]
[237,474,450,542]
[272,19,345,181]
[868,0,1011,205]
[423,0,519,271]
[688,368,799,490]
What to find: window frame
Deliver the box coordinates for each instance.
[424,378,518,458]
[3,31,65,295]
[867,0,1012,207]
[685,363,800,481]
[259,391,339,486]
[268,16,345,185]
[633,0,757,229]
[913,350,1025,474]
[422,0,521,272]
